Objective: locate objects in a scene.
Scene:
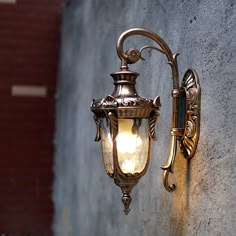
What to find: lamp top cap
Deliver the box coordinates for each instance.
[110,70,139,84]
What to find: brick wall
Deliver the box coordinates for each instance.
[0,1,61,235]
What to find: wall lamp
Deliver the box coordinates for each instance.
[91,28,201,215]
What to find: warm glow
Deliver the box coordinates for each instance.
[101,118,149,175]
[116,119,144,174]
[121,160,136,173]
[116,132,142,154]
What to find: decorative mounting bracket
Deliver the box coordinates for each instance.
[180,69,201,159]
[116,28,201,192]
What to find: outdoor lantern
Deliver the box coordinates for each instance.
[91,28,201,215]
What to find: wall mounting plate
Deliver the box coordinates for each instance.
[180,69,201,159]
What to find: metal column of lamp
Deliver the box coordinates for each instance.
[91,28,201,215]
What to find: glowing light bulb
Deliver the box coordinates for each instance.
[116,119,143,174]
[116,133,142,154]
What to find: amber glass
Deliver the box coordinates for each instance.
[100,118,114,174]
[116,118,149,174]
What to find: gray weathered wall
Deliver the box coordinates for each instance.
[53,0,236,235]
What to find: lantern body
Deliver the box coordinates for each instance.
[91,70,160,214]
[100,118,150,175]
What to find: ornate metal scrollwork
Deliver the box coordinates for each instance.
[163,169,176,192]
[121,97,153,107]
[180,69,201,159]
[108,112,118,140]
[101,95,118,108]
[93,115,101,142]
[149,110,160,140]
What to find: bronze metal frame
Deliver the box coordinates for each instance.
[91,28,201,214]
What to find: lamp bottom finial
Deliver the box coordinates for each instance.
[122,193,132,215]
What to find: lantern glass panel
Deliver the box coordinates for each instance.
[116,118,149,174]
[100,118,114,174]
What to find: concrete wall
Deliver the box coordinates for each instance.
[53,0,236,235]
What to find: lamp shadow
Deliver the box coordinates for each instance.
[167,151,193,236]
[186,158,191,209]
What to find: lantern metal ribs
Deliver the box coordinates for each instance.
[91,28,201,215]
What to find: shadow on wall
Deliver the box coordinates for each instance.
[169,134,214,236]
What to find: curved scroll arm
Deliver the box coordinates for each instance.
[163,169,176,192]
[139,45,165,60]
[116,28,180,192]
[116,28,179,89]
[160,136,177,192]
